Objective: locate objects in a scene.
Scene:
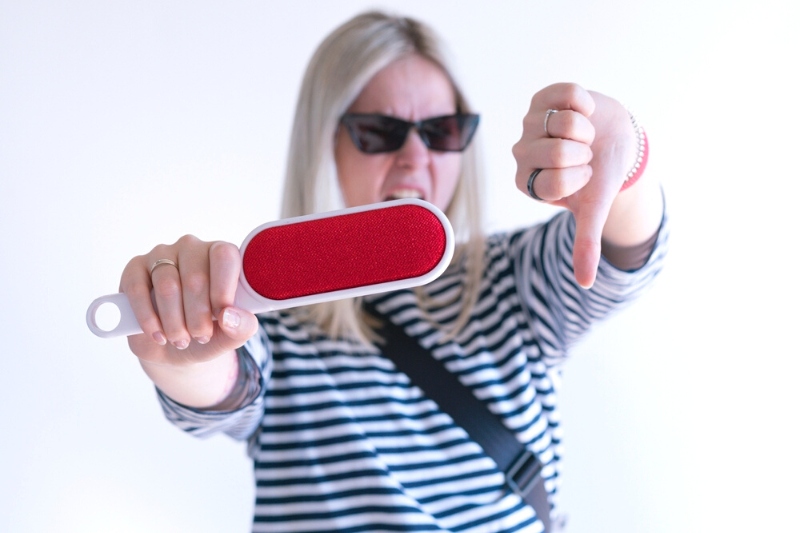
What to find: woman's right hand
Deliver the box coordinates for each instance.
[119,235,259,368]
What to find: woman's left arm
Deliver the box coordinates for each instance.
[512,83,664,288]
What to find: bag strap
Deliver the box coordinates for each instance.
[364,302,553,532]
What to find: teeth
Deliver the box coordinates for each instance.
[386,189,422,200]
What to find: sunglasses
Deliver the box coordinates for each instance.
[340,113,480,154]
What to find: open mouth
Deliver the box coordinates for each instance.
[384,188,423,201]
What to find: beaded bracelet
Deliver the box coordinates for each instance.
[620,112,648,191]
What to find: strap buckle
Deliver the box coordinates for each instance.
[505,448,543,498]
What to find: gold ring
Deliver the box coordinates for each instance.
[149,258,178,276]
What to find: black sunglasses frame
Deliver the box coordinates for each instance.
[340,113,480,154]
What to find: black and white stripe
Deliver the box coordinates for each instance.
[159,210,668,532]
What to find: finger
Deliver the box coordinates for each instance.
[543,109,595,145]
[530,82,596,117]
[176,236,214,345]
[513,138,593,188]
[535,138,592,169]
[518,166,593,203]
[120,255,166,346]
[209,241,242,318]
[149,251,191,349]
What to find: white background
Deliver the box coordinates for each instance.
[2,1,798,531]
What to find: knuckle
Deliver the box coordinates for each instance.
[127,254,147,270]
[514,171,528,193]
[119,269,138,293]
[511,141,524,160]
[561,82,583,101]
[125,283,152,301]
[531,87,550,107]
[149,243,172,258]
[152,277,181,300]
[520,114,538,134]
[581,145,594,164]
[547,174,565,199]
[175,234,200,248]
[562,110,580,131]
[548,141,569,167]
[209,241,239,263]
[585,122,597,144]
[182,270,209,295]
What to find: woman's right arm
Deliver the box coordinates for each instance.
[120,235,259,409]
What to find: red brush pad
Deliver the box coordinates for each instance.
[242,204,446,300]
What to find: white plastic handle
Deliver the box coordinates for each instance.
[85,282,264,338]
[86,292,142,338]
[86,199,454,339]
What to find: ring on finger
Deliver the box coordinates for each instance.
[149,258,178,276]
[544,109,558,137]
[527,169,546,202]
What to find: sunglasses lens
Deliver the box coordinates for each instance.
[420,115,479,152]
[342,114,480,154]
[344,115,409,153]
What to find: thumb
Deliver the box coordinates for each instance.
[571,202,611,289]
[214,307,259,350]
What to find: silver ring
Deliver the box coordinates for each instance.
[149,258,178,276]
[544,109,558,137]
[527,169,545,201]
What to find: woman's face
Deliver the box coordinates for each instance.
[334,54,462,211]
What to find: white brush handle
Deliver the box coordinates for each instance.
[85,282,266,338]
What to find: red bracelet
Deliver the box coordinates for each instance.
[620,119,648,192]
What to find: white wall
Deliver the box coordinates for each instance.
[2,1,798,531]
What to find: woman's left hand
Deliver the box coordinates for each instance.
[512,83,648,288]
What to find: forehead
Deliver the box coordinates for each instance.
[347,54,457,119]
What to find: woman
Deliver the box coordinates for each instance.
[120,11,667,532]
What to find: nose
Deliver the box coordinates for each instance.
[395,128,431,169]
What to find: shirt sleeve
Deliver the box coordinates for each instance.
[155,324,271,443]
[510,197,669,363]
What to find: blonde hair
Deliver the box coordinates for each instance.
[280,11,485,341]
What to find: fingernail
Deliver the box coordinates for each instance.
[196,335,210,345]
[222,309,240,329]
[153,331,167,346]
[173,339,190,350]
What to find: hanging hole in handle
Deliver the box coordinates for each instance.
[93,301,122,332]
[87,292,141,338]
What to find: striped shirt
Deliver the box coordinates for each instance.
[159,210,668,532]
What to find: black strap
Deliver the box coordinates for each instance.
[364,302,552,532]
